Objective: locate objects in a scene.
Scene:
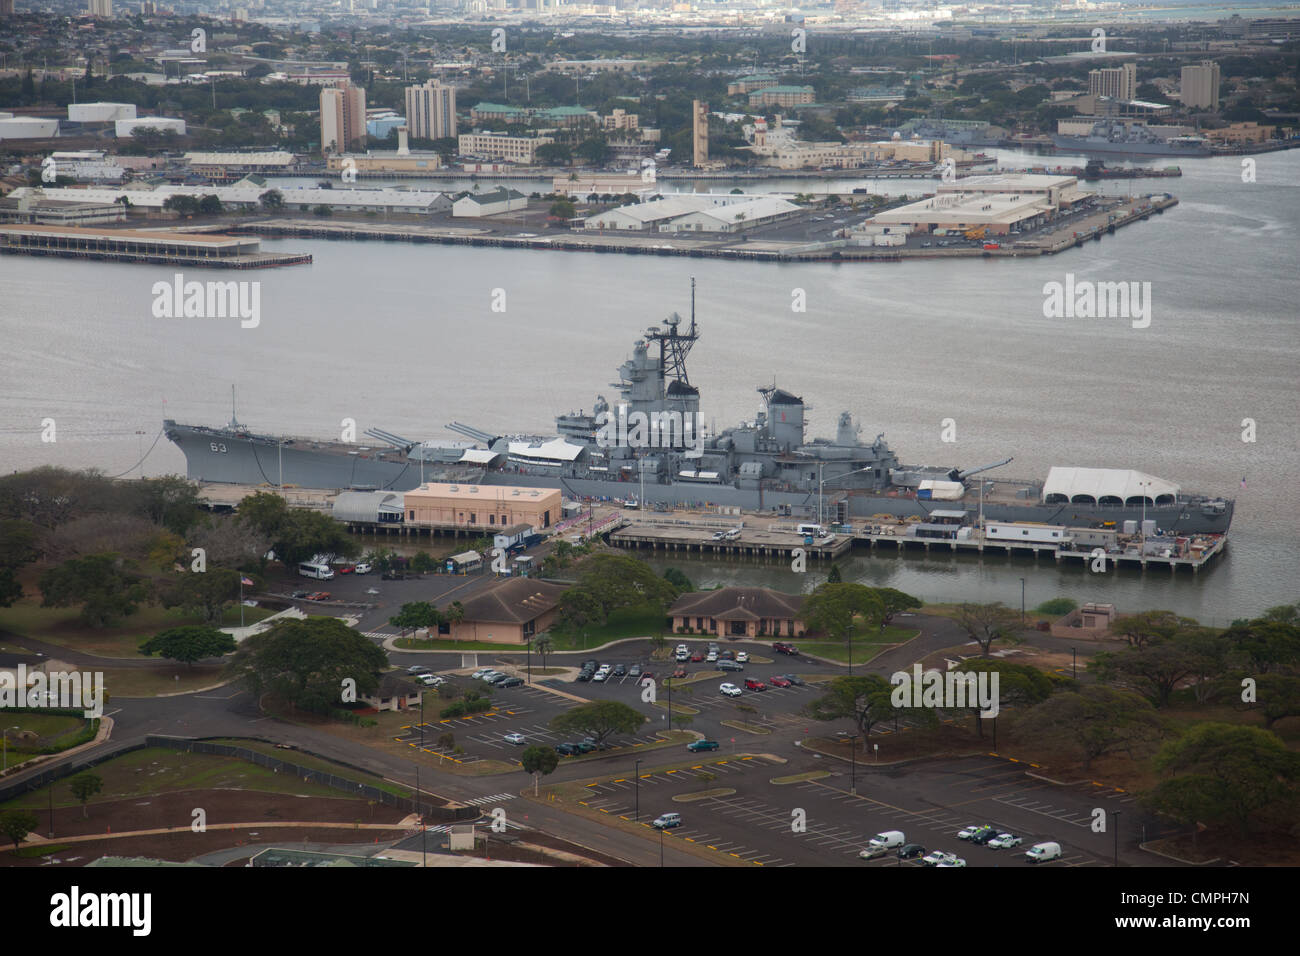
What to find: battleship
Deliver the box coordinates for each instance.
[164,291,1234,535]
[1053,120,1213,158]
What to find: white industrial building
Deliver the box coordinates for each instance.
[68,102,137,123]
[865,173,1092,237]
[7,183,452,216]
[452,188,527,217]
[657,196,801,233]
[0,117,60,140]
[115,117,187,137]
[580,193,769,232]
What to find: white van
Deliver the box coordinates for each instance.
[1025,841,1061,863]
[297,561,334,580]
[868,830,906,850]
[652,813,682,830]
[796,523,825,536]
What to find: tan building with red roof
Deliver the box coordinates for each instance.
[669,587,806,639]
[441,577,567,644]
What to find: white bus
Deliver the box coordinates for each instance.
[297,561,334,580]
[796,523,827,537]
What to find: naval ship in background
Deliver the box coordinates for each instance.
[1052,119,1213,157]
[164,292,1234,535]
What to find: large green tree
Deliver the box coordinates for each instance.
[69,773,104,818]
[801,582,884,647]
[236,492,356,566]
[227,617,388,714]
[549,700,643,747]
[0,810,39,851]
[805,674,898,742]
[1146,723,1300,837]
[140,625,237,667]
[38,553,149,628]
[558,553,679,630]
[1092,632,1222,709]
[1015,685,1163,772]
[942,658,1056,737]
[390,601,442,638]
[161,567,247,626]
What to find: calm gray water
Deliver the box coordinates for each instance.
[2,149,1297,621]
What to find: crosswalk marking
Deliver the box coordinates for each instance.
[462,792,518,806]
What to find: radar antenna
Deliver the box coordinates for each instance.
[646,279,700,386]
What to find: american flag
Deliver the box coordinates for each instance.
[1241,477,1247,490]
[241,576,255,587]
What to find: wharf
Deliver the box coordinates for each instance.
[854,525,1227,574]
[0,224,311,269]
[610,519,851,561]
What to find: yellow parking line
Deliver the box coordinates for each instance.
[614,779,627,783]
[730,853,741,858]
[684,838,695,843]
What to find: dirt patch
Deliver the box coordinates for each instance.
[35,789,408,839]
[1148,829,1300,867]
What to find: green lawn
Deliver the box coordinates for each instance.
[0,746,344,812]
[0,599,274,659]
[548,605,670,651]
[796,625,918,665]
[204,738,412,798]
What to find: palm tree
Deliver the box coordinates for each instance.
[533,633,553,671]
[445,601,465,642]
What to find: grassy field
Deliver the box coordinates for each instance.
[548,605,669,651]
[0,599,274,659]
[0,746,345,812]
[795,625,919,665]
[203,738,412,798]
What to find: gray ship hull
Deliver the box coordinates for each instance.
[165,421,1233,535]
[1052,135,1212,158]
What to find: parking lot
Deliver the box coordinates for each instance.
[568,748,1126,867]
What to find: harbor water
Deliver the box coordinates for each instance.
[2,149,1297,621]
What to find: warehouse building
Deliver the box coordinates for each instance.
[657,195,801,233]
[865,173,1091,237]
[451,187,527,217]
[403,483,560,530]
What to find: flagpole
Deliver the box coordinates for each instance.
[240,576,245,627]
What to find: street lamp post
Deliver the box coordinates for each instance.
[1072,646,1077,680]
[1113,810,1121,867]
[1019,577,1025,623]
[848,733,858,795]
[634,758,642,823]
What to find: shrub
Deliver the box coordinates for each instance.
[1035,597,1078,617]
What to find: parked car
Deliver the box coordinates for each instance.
[781,674,806,686]
[735,651,749,663]
[555,743,580,756]
[674,650,690,662]
[612,663,628,677]
[719,682,742,697]
[484,673,508,685]
[768,675,792,688]
[744,678,767,691]
[291,591,310,599]
[574,741,597,754]
[705,650,719,662]
[675,645,689,656]
[628,664,643,678]
[592,667,610,682]
[717,659,744,672]
[689,651,704,662]
[652,813,682,830]
[988,833,1022,849]
[406,665,432,675]
[897,843,926,860]
[719,650,735,660]
[308,591,331,601]
[772,642,799,656]
[639,671,654,683]
[353,562,372,574]
[1025,842,1061,863]
[337,565,355,574]
[582,660,599,671]
[576,669,593,682]
[687,740,720,752]
[969,827,1000,846]
[471,668,494,679]
[671,666,688,679]
[957,824,992,841]
[936,858,967,867]
[424,675,447,687]
[503,733,526,745]
[868,831,906,850]
[416,674,438,686]
[922,851,958,867]
[859,845,891,860]
[497,676,524,688]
